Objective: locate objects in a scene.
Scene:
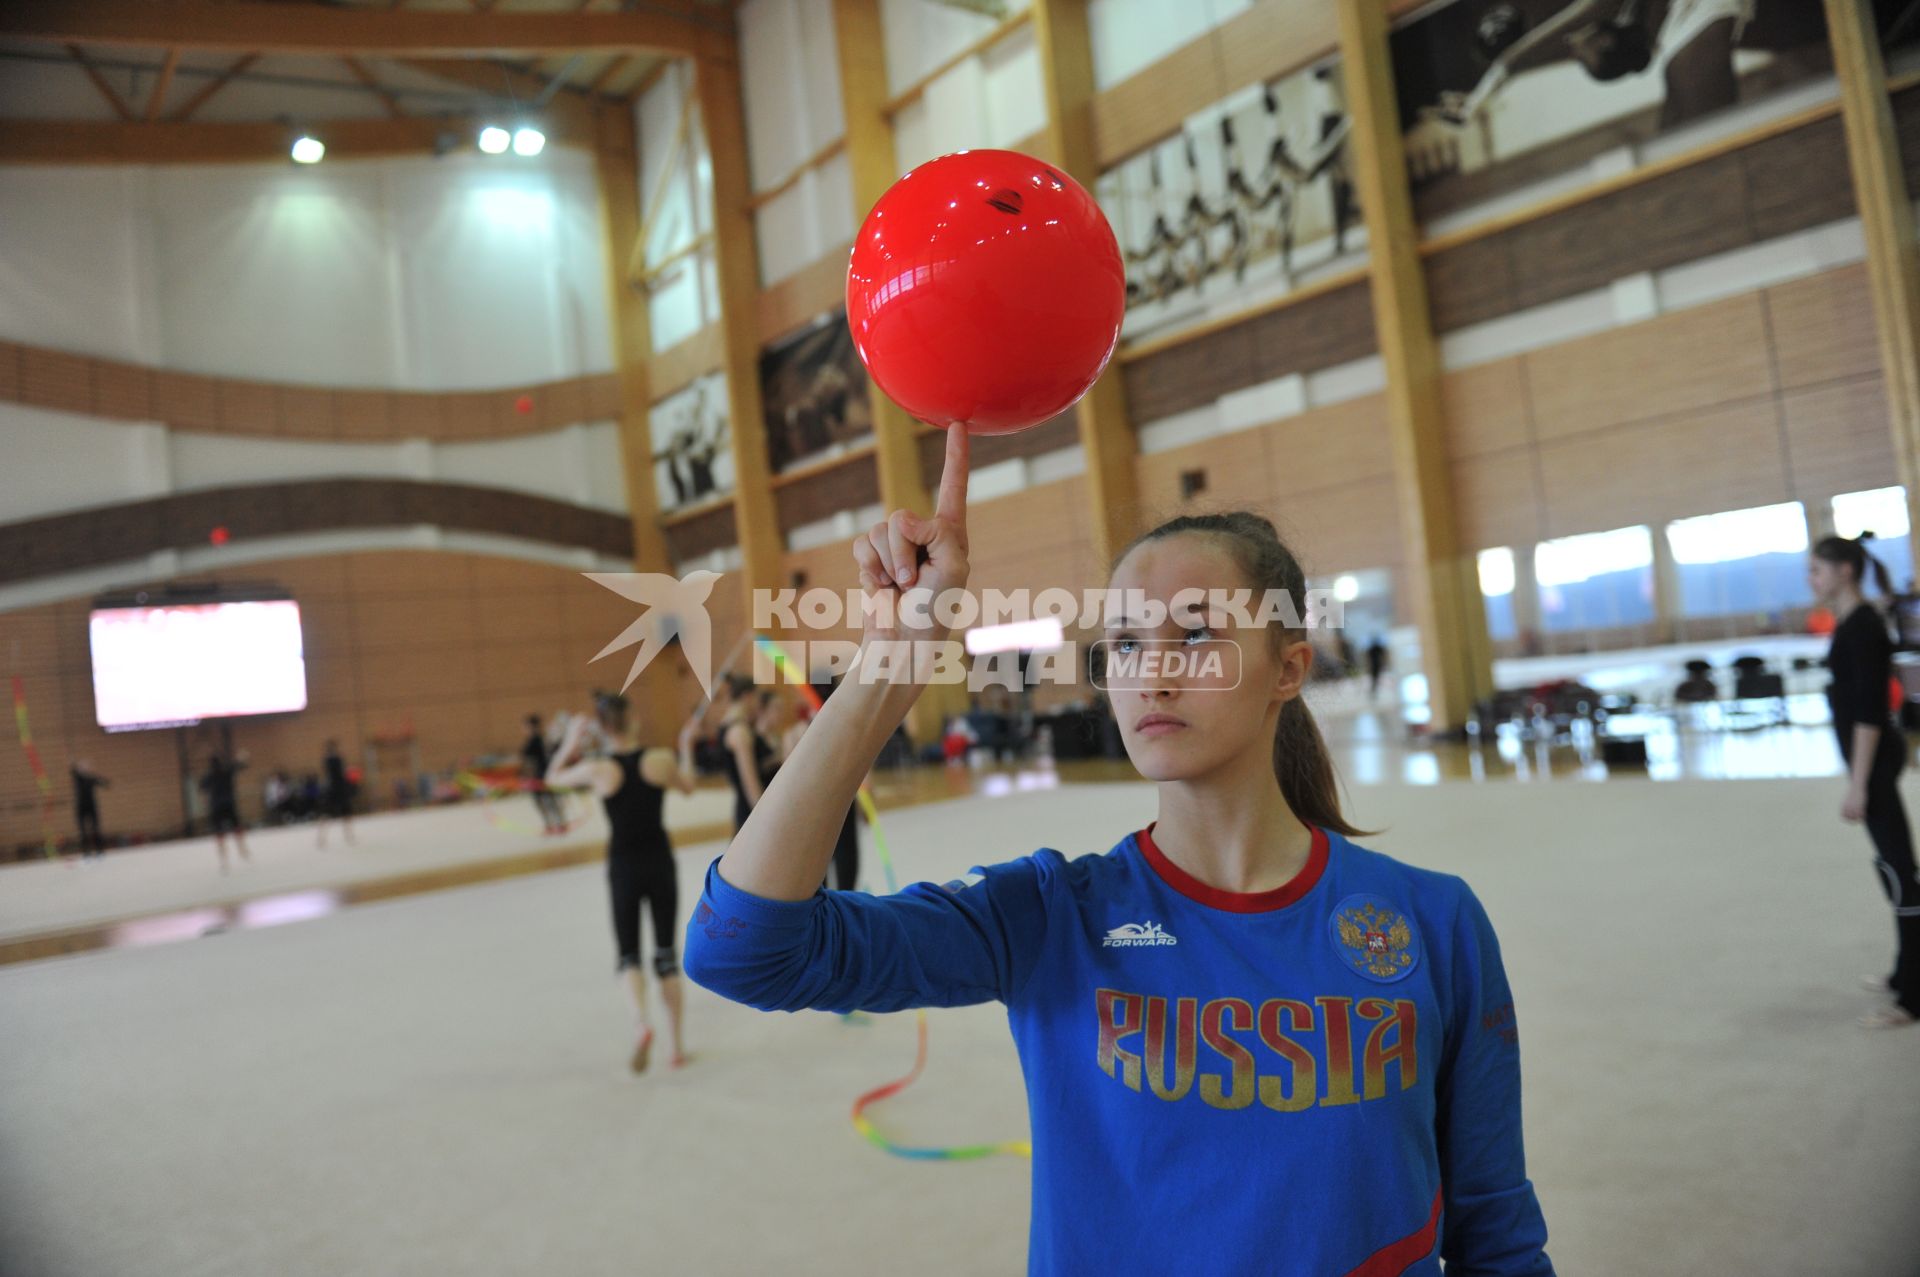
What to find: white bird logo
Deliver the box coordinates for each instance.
[584,570,723,698]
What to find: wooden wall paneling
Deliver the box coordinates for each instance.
[1135,428,1274,515]
[345,546,473,597]
[546,377,588,433]
[91,358,153,420]
[1121,320,1258,425]
[217,377,278,435]
[1505,157,1752,315]
[1522,293,1775,442]
[17,346,91,412]
[583,373,623,423]
[350,591,476,651]
[1440,358,1532,458]
[153,370,219,431]
[1267,394,1395,495]
[1449,449,1545,552]
[474,638,575,697]
[1273,475,1404,572]
[1424,235,1516,334]
[332,389,392,440]
[1535,398,1789,538]
[1781,375,1897,501]
[773,456,880,535]
[0,341,19,402]
[1242,278,1377,382]
[276,385,335,439]
[1766,265,1882,391]
[661,501,737,566]
[1739,112,1857,242]
[354,643,481,707]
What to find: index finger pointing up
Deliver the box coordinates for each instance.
[935,422,969,524]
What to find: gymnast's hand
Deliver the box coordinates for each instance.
[852,423,970,647]
[1405,100,1467,181]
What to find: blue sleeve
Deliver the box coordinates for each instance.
[1438,885,1554,1277]
[681,854,1051,1014]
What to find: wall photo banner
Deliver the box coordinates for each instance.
[760,313,874,473]
[651,371,732,513]
[1097,59,1360,334]
[1391,0,1920,218]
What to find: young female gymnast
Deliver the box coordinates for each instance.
[548,693,700,1071]
[685,425,1553,1273]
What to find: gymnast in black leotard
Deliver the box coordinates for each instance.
[722,688,786,833]
[547,692,698,1073]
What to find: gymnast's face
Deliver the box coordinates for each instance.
[1104,535,1306,785]
[1807,554,1849,608]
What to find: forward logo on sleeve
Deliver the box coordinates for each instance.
[1328,894,1419,982]
[1103,920,1178,948]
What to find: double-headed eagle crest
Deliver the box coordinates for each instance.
[1333,901,1415,980]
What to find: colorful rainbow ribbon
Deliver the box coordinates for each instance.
[453,768,584,838]
[10,675,59,858]
[751,634,1032,1162]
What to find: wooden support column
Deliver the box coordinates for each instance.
[695,54,788,645]
[1031,0,1139,570]
[1335,0,1490,733]
[1825,0,1920,571]
[834,0,963,743]
[592,103,682,739]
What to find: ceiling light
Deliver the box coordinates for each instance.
[478,125,511,155]
[511,126,546,157]
[290,135,325,164]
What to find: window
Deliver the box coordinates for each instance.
[1535,526,1654,632]
[1478,547,1517,641]
[1666,501,1808,618]
[1833,487,1913,595]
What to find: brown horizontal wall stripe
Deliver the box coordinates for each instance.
[662,499,737,564]
[0,480,632,586]
[774,454,880,535]
[0,338,622,442]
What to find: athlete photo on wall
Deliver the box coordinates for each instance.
[1391,0,1920,212]
[760,313,873,473]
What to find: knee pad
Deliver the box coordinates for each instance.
[652,946,679,979]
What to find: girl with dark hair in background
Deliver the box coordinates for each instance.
[721,677,784,833]
[1808,534,1920,1030]
[684,427,1553,1273]
[71,760,109,858]
[547,692,700,1072]
[316,740,356,849]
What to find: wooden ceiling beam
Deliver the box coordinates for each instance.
[398,57,600,135]
[1,0,735,61]
[0,114,590,165]
[166,52,257,121]
[65,43,134,121]
[143,47,180,121]
[341,55,404,118]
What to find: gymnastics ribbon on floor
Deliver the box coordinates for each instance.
[10,674,58,858]
[452,767,586,837]
[750,634,1031,1162]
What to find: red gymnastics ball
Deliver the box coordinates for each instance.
[514,394,534,416]
[846,149,1124,435]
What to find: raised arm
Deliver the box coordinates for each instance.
[684,426,1057,1014]
[545,713,619,797]
[715,423,971,902]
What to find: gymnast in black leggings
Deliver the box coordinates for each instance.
[547,692,699,1071]
[1809,534,1920,1030]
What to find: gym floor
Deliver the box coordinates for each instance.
[2,715,1916,1277]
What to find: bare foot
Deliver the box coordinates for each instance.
[1859,1005,1917,1030]
[629,1026,654,1073]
